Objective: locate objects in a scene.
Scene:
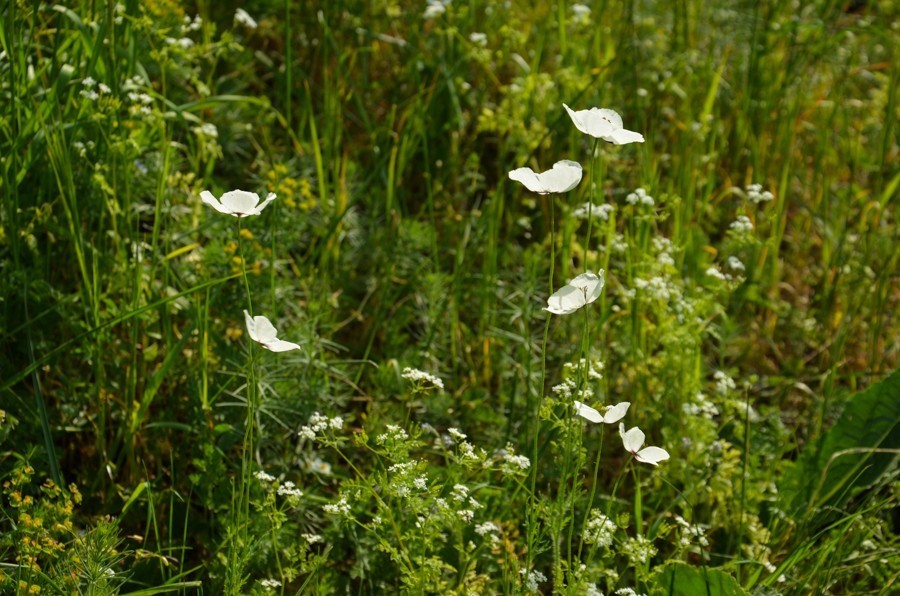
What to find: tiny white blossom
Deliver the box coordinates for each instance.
[401,367,445,390]
[726,256,745,272]
[469,32,487,46]
[234,8,258,29]
[730,215,754,233]
[705,267,727,281]
[254,470,276,482]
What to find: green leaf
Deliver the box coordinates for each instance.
[650,562,746,596]
[778,368,900,519]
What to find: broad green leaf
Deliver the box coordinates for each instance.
[650,562,746,596]
[778,368,900,519]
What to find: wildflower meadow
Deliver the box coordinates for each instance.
[1,1,898,594]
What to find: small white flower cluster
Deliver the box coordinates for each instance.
[746,183,774,204]
[583,509,617,547]
[572,202,615,221]
[260,578,282,590]
[276,481,303,499]
[726,256,745,272]
[165,36,194,50]
[674,515,709,549]
[552,378,576,399]
[447,427,467,442]
[254,470,276,482]
[401,367,445,391]
[625,188,655,207]
[80,77,111,101]
[468,32,487,46]
[682,391,719,419]
[563,357,604,381]
[303,533,323,544]
[322,496,351,516]
[475,521,501,545]
[497,445,531,475]
[519,569,547,593]
[633,275,675,302]
[122,75,154,116]
[572,3,592,22]
[714,371,736,396]
[705,266,727,281]
[72,140,95,158]
[183,14,203,32]
[234,8,258,29]
[424,0,451,20]
[615,589,645,596]
[299,412,343,441]
[193,122,218,138]
[376,424,408,445]
[610,233,629,253]
[386,461,427,498]
[730,215,754,234]
[622,534,657,565]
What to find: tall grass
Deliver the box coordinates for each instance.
[0,0,897,593]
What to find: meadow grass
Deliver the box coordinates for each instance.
[0,1,897,594]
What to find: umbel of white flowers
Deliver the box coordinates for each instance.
[619,423,669,465]
[563,104,645,145]
[244,311,300,352]
[508,160,583,194]
[545,270,605,315]
[201,189,276,217]
[574,400,630,424]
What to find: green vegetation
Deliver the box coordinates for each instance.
[1,0,897,593]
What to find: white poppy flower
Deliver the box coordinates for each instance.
[201,189,276,218]
[244,310,300,352]
[619,423,669,465]
[563,104,645,145]
[508,160,583,194]
[545,270,605,315]
[574,401,630,424]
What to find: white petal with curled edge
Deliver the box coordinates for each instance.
[201,190,230,215]
[251,315,279,344]
[602,401,630,424]
[563,104,644,145]
[252,193,277,214]
[569,271,604,305]
[263,338,301,352]
[244,310,259,341]
[574,401,603,423]
[545,284,586,315]
[635,446,669,466]
[220,190,261,215]
[608,128,645,145]
[620,424,645,454]
[508,167,545,193]
[539,160,583,193]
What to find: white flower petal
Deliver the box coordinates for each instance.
[574,400,603,423]
[545,284,586,315]
[252,192,277,214]
[262,338,301,352]
[602,401,630,424]
[619,424,645,454]
[635,446,669,465]
[251,315,279,343]
[508,167,545,193]
[244,310,259,342]
[563,104,644,145]
[569,270,605,305]
[608,128,645,145]
[220,190,261,215]
[509,160,582,194]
